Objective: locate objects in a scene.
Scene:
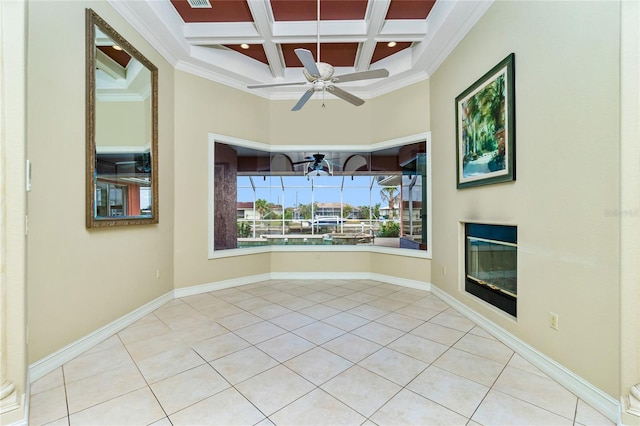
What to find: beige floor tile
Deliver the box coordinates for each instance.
[351,322,404,345]
[169,387,266,425]
[293,321,345,344]
[370,388,468,426]
[252,303,293,320]
[277,296,316,310]
[433,348,505,387]
[410,322,466,346]
[124,332,185,361]
[359,347,428,386]
[197,303,244,320]
[412,295,450,311]
[375,312,424,331]
[41,416,69,426]
[298,304,342,320]
[81,334,125,356]
[28,385,68,426]
[407,365,489,418]
[363,286,396,297]
[285,347,353,385]
[210,346,278,384]
[69,387,165,426]
[236,365,315,416]
[322,297,363,311]
[171,320,229,346]
[234,321,287,344]
[262,290,297,303]
[256,332,316,362]
[429,311,476,332]
[395,304,443,321]
[507,353,548,378]
[472,389,574,426]
[468,325,498,340]
[270,388,366,426]
[268,311,316,331]
[134,346,206,384]
[65,363,147,414]
[493,366,578,420]
[304,291,338,303]
[117,320,173,345]
[154,302,200,320]
[63,345,135,384]
[216,311,264,330]
[387,333,449,364]
[149,417,172,426]
[322,312,370,331]
[453,333,514,364]
[575,399,615,425]
[324,286,356,297]
[321,365,401,417]
[367,297,409,311]
[347,304,390,320]
[150,364,230,414]
[344,291,379,304]
[322,333,382,363]
[192,331,251,361]
[31,368,64,395]
[159,312,211,331]
[180,293,221,310]
[234,296,272,310]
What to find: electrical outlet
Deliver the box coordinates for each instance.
[550,312,559,330]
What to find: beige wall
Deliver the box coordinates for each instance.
[96,99,149,148]
[429,1,621,397]
[173,71,272,289]
[26,1,175,362]
[173,73,432,289]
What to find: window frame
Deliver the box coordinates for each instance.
[208,132,432,260]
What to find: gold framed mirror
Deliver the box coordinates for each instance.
[86,9,158,228]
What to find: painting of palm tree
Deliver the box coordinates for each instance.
[456,53,515,189]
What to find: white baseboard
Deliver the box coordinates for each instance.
[174,273,272,298]
[429,284,621,424]
[29,291,174,383]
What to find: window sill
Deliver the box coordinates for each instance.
[209,244,431,260]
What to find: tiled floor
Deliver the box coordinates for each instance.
[29,279,614,425]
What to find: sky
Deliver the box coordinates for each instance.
[237,175,390,208]
[236,175,425,211]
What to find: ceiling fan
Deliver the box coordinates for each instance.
[292,153,333,176]
[247,0,390,111]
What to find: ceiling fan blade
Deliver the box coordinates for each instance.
[294,48,320,78]
[291,89,315,111]
[247,81,307,89]
[331,69,390,83]
[326,85,365,107]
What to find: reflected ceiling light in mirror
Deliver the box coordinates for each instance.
[387,41,397,48]
[240,43,250,49]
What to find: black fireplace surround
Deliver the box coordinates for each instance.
[465,223,517,316]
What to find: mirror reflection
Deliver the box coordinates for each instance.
[86,9,158,227]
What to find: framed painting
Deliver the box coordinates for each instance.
[456,53,515,189]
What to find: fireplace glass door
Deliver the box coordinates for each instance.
[465,223,517,316]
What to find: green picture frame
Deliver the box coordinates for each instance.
[456,53,515,189]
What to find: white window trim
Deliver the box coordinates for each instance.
[208,132,432,260]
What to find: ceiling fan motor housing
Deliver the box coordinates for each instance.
[303,62,334,82]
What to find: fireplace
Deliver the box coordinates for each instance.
[465,223,517,316]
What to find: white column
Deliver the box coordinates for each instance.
[0,0,18,413]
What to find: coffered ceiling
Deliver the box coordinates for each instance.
[109,0,492,100]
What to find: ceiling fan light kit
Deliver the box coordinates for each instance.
[246,0,390,111]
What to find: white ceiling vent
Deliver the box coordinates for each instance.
[187,0,212,8]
